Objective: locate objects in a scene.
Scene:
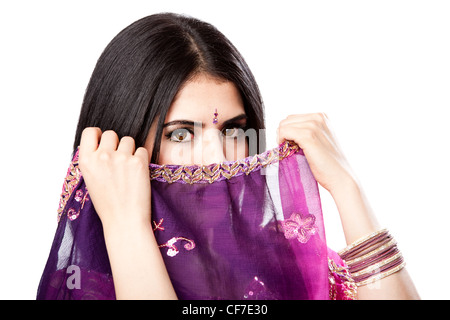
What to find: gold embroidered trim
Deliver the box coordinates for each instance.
[328,258,357,300]
[56,141,300,220]
[149,141,300,184]
[57,153,81,222]
[354,261,406,287]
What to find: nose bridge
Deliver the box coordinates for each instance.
[200,127,226,165]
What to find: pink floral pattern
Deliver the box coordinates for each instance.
[67,208,79,221]
[66,188,90,222]
[160,237,196,257]
[152,218,196,257]
[281,212,317,244]
[74,190,84,202]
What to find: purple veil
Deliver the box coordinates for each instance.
[37,141,356,300]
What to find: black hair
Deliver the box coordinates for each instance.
[73,13,265,163]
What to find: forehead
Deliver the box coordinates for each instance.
[165,74,244,123]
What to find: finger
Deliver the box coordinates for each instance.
[280,113,331,135]
[80,127,102,154]
[117,136,136,155]
[284,112,328,121]
[134,147,150,164]
[280,112,328,126]
[277,124,319,148]
[98,130,120,151]
[278,121,337,153]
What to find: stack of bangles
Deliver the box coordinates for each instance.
[338,229,406,287]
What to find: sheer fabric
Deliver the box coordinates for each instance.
[37,141,356,300]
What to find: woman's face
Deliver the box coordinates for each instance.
[145,74,248,165]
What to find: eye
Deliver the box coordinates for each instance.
[168,128,193,142]
[222,127,242,138]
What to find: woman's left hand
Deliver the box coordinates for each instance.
[278,114,420,300]
[277,113,357,195]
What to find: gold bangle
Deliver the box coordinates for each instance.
[350,251,403,278]
[338,228,407,287]
[355,261,406,287]
[338,228,389,258]
[345,238,397,267]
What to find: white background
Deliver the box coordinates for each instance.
[1,1,449,299]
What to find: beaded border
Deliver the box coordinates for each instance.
[149,141,301,184]
[57,141,301,220]
[57,151,81,222]
[328,258,357,300]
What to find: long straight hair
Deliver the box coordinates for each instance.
[73,13,265,163]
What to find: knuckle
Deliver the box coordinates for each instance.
[82,127,101,138]
[120,135,135,143]
[102,130,118,139]
[129,156,146,170]
[115,152,128,163]
[313,112,325,122]
[135,147,149,160]
[82,127,95,134]
[98,150,111,162]
[301,127,316,140]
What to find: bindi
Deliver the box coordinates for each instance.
[213,108,218,124]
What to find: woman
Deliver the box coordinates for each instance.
[39,13,419,299]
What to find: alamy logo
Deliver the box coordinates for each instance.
[66,265,81,290]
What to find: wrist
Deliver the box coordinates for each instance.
[102,215,154,244]
[328,173,360,200]
[328,176,381,245]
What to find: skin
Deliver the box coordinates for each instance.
[146,74,249,165]
[78,73,420,300]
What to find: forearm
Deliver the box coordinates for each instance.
[331,178,420,300]
[330,178,380,245]
[103,220,178,300]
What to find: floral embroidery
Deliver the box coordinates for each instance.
[159,237,196,257]
[75,190,84,202]
[67,208,79,221]
[66,188,90,222]
[79,189,90,209]
[152,218,196,257]
[281,212,317,244]
[152,218,165,231]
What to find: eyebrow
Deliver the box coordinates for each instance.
[163,114,247,129]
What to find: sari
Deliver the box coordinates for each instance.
[37,141,356,300]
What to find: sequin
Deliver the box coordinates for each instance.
[281,212,317,244]
[67,208,80,221]
[75,190,83,202]
[328,258,357,300]
[213,108,218,124]
[243,276,276,299]
[57,152,81,222]
[160,237,196,257]
[152,219,196,257]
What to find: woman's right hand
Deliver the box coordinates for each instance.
[78,127,152,231]
[78,128,177,299]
